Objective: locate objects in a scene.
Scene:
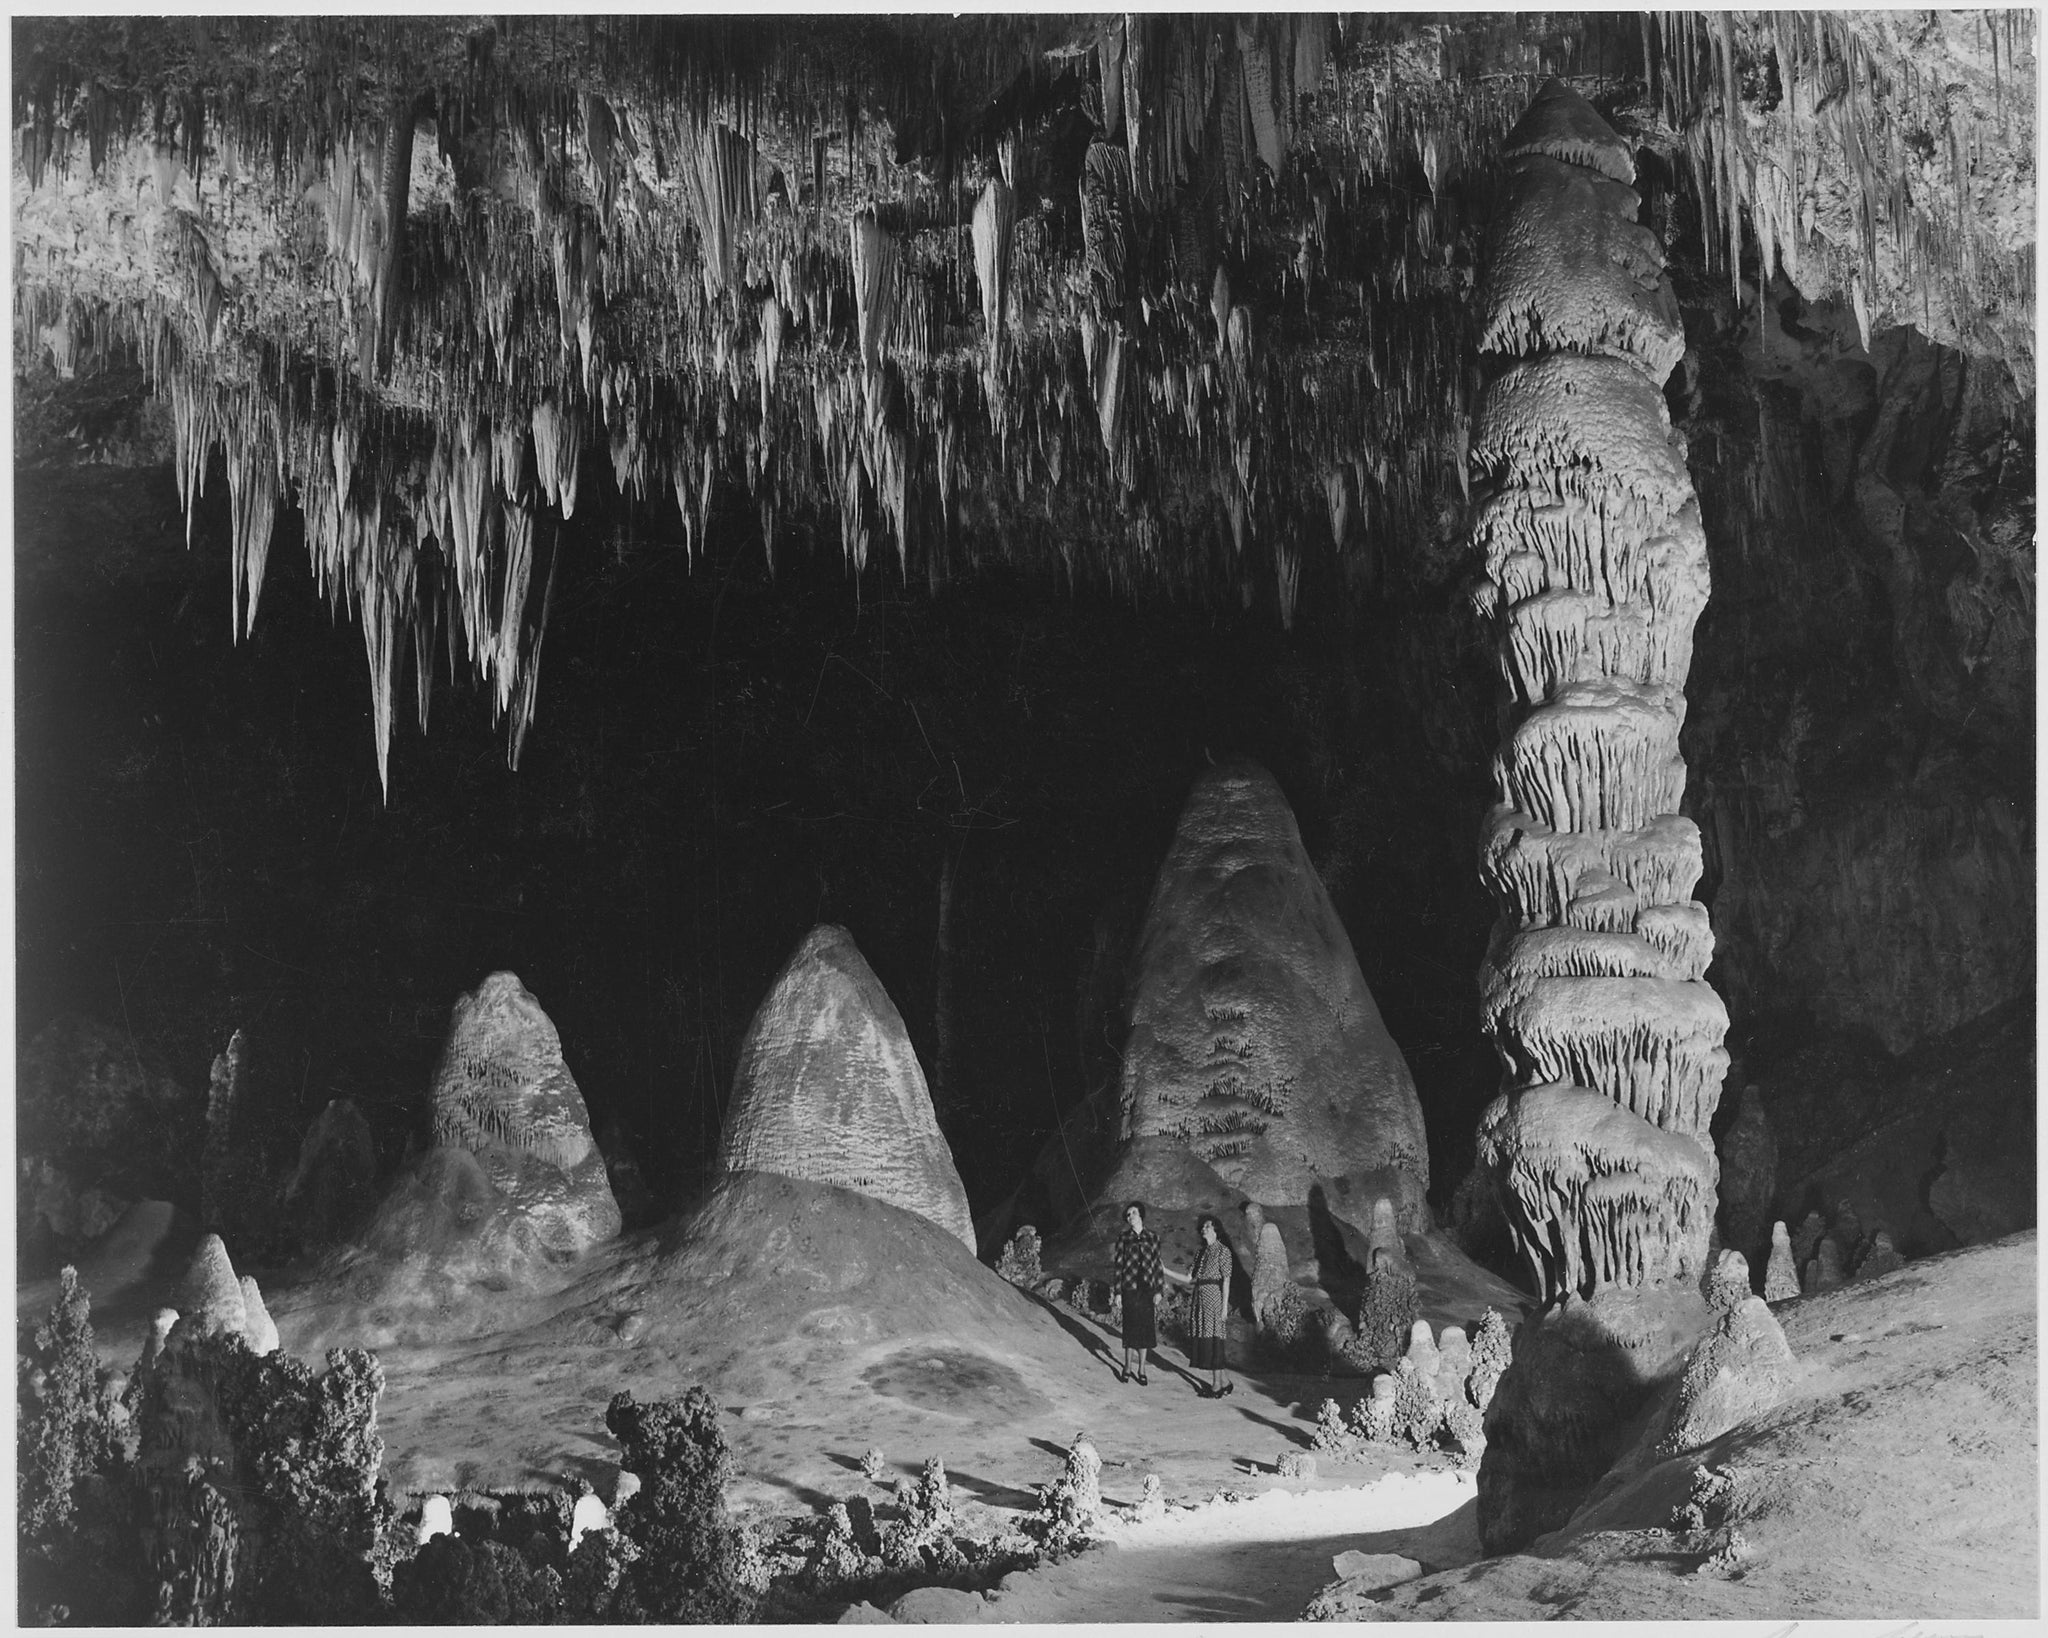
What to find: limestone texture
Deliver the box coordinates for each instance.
[1479,154,1683,378]
[428,971,621,1254]
[718,925,975,1251]
[1477,1083,1715,1300]
[1498,76,1636,184]
[1117,759,1430,1215]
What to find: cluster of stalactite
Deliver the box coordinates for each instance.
[6,15,1598,788]
[1468,81,1729,1307]
[1644,10,2035,367]
[12,17,2026,786]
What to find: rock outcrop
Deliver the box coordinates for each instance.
[426,972,621,1255]
[1116,759,1430,1217]
[718,925,975,1251]
[1466,81,1730,1554]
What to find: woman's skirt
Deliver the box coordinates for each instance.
[1120,1285,1158,1350]
[1188,1334,1226,1370]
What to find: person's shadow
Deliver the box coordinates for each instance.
[1309,1184,1365,1318]
[1028,1290,1124,1378]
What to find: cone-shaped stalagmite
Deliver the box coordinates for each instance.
[718,925,976,1251]
[428,972,622,1254]
[175,1233,247,1339]
[1118,759,1431,1218]
[1466,81,1728,1555]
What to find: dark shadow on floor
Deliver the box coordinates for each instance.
[948,1468,1040,1510]
[1233,1404,1313,1448]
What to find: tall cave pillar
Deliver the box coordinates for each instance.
[1463,80,1729,1551]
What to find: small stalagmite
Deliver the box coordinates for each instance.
[1657,1251,1798,1456]
[1805,1237,1847,1294]
[175,1234,247,1339]
[1117,759,1431,1217]
[428,971,621,1254]
[717,925,976,1251]
[238,1276,279,1356]
[1243,1203,1291,1323]
[1763,1220,1801,1303]
[1854,1229,1905,1282]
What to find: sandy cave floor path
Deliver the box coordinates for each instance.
[974,1471,1480,1623]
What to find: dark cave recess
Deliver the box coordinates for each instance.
[13,444,1504,1248]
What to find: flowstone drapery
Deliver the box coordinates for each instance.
[1465,80,1730,1553]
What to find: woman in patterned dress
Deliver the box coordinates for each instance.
[1112,1201,1163,1385]
[1180,1214,1236,1398]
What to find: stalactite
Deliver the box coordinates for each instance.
[971,175,1014,410]
[358,87,420,381]
[848,204,899,377]
[680,120,760,300]
[530,395,581,518]
[223,395,279,641]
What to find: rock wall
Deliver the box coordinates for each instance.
[1117,758,1431,1216]
[717,925,976,1252]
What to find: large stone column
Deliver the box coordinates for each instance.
[1464,81,1730,1551]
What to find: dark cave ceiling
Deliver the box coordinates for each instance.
[9,12,2037,788]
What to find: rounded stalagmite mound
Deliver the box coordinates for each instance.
[717,925,975,1253]
[1116,759,1430,1217]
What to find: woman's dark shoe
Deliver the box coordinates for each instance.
[1219,1380,1235,1398]
[1115,1368,1129,1384]
[1137,1373,1149,1386]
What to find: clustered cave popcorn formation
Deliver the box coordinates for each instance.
[1469,82,1729,1307]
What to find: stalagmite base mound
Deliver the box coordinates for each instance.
[277,973,619,1347]
[362,1170,1092,1497]
[717,925,976,1252]
[1116,759,1431,1219]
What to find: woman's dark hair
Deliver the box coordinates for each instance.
[1195,1213,1222,1240]
[1124,1201,1147,1225]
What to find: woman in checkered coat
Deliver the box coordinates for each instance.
[1112,1201,1162,1384]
